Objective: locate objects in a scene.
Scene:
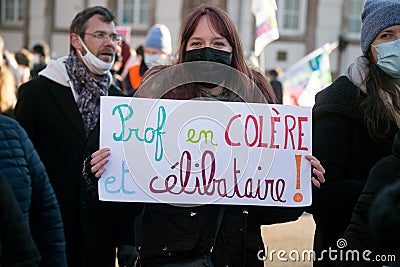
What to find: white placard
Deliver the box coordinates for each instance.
[99,96,312,207]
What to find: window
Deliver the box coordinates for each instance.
[276,0,307,35]
[277,51,287,61]
[1,0,26,25]
[118,0,150,29]
[346,0,364,37]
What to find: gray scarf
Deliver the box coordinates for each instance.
[346,56,369,93]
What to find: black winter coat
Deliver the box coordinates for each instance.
[137,83,304,267]
[138,203,303,267]
[0,114,66,266]
[370,177,400,267]
[338,131,400,266]
[310,76,396,266]
[0,171,41,267]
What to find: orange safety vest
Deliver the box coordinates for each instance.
[128,63,143,90]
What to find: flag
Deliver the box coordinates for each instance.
[251,0,279,57]
[280,42,338,107]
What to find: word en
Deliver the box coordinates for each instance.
[186,128,218,146]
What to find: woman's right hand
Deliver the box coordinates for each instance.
[90,148,111,178]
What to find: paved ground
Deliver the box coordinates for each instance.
[262,212,315,267]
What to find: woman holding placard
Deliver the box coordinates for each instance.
[87,4,325,266]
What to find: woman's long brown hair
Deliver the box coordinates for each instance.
[360,51,400,140]
[138,4,275,104]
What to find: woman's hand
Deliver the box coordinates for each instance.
[305,155,325,188]
[90,148,111,178]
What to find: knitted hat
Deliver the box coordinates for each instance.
[360,0,400,55]
[144,24,172,55]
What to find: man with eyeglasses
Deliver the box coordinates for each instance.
[14,6,143,267]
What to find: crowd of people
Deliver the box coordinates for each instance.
[0,0,399,266]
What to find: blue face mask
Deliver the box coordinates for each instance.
[373,39,400,78]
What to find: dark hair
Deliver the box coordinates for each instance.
[32,42,50,58]
[268,69,278,79]
[135,45,144,57]
[14,48,33,69]
[360,51,400,140]
[140,4,275,103]
[69,6,115,52]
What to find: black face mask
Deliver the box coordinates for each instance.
[183,47,232,88]
[184,47,231,65]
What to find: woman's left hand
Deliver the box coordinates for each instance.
[305,155,325,188]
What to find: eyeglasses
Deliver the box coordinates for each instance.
[83,32,122,43]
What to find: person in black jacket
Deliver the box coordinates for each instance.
[0,114,66,266]
[89,4,326,267]
[30,41,50,79]
[0,171,41,267]
[310,0,400,266]
[336,130,400,266]
[14,6,142,267]
[267,69,283,104]
[369,178,400,267]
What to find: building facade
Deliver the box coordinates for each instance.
[0,0,365,78]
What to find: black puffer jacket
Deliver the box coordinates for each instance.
[310,76,397,266]
[338,131,400,267]
[0,171,41,267]
[0,114,66,266]
[370,177,400,267]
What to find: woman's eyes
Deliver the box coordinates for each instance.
[190,42,202,47]
[213,42,226,47]
[379,33,393,40]
[188,41,227,48]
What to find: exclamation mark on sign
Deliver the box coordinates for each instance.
[293,154,303,202]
